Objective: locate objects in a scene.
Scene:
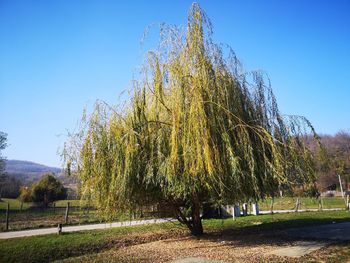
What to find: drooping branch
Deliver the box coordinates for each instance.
[63,3,319,235]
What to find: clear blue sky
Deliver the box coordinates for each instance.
[1,0,349,167]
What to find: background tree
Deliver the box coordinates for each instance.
[18,186,32,203]
[64,4,318,235]
[0,176,21,198]
[0,132,8,200]
[306,131,350,191]
[30,173,67,207]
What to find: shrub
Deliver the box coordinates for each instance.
[19,174,67,207]
[18,186,32,202]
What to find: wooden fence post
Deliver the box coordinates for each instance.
[5,203,9,231]
[318,197,323,211]
[346,194,349,210]
[270,197,274,214]
[57,223,62,235]
[295,198,300,212]
[65,202,70,224]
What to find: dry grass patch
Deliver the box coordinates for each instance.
[59,231,350,263]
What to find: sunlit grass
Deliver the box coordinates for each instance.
[258,196,346,210]
[0,210,349,263]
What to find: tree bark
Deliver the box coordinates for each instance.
[170,197,204,236]
[190,195,203,236]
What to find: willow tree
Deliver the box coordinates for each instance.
[64,4,318,235]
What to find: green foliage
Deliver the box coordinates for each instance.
[0,131,8,200]
[0,175,21,198]
[18,187,32,203]
[64,3,318,235]
[0,132,8,199]
[306,131,350,190]
[21,173,67,206]
[0,131,7,174]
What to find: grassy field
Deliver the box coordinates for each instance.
[0,210,349,263]
[0,199,157,232]
[0,198,33,210]
[1,196,346,212]
[54,199,87,207]
[0,197,347,232]
[1,196,346,211]
[0,198,100,232]
[258,196,346,210]
[0,198,84,210]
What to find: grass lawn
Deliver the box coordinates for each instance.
[1,196,345,211]
[54,200,88,207]
[258,196,346,211]
[0,198,84,210]
[0,210,349,263]
[0,198,33,210]
[0,199,100,232]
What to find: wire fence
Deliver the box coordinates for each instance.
[258,196,348,212]
[0,200,173,232]
[1,196,349,232]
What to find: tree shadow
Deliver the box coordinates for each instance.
[181,217,350,249]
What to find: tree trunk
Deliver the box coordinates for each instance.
[190,197,203,236]
[170,197,203,236]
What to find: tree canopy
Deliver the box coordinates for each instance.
[64,3,318,235]
[306,131,350,191]
[0,131,8,199]
[19,173,67,207]
[0,131,7,176]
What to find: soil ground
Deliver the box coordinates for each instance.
[58,226,350,263]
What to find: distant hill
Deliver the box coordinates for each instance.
[5,160,75,185]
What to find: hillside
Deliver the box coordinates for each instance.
[5,160,74,185]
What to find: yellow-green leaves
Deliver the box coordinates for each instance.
[64,3,318,219]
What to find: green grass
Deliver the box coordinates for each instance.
[203,210,350,232]
[258,196,346,210]
[0,199,99,232]
[0,198,84,210]
[54,200,88,207]
[0,199,160,232]
[1,196,345,211]
[0,210,349,263]
[0,198,32,210]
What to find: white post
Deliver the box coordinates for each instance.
[295,198,300,212]
[338,174,345,198]
[242,203,248,216]
[318,197,323,211]
[270,197,274,214]
[252,203,259,215]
